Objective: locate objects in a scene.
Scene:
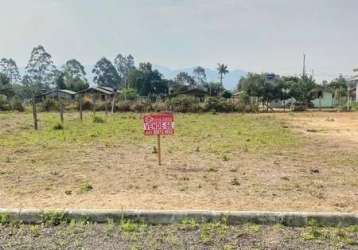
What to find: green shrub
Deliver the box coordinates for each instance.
[41,212,66,226]
[10,97,25,112]
[204,97,236,112]
[93,116,105,123]
[0,95,11,111]
[80,181,93,193]
[40,98,59,112]
[121,88,138,100]
[53,123,64,130]
[166,95,200,112]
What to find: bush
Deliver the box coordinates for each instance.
[40,99,59,112]
[53,123,64,130]
[10,97,25,112]
[93,116,105,123]
[0,95,11,111]
[352,102,358,111]
[116,101,131,112]
[166,95,200,112]
[151,102,168,112]
[204,97,236,112]
[130,101,151,112]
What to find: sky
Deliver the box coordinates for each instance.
[0,0,357,82]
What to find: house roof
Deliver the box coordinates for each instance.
[37,89,77,97]
[171,88,208,97]
[77,87,114,95]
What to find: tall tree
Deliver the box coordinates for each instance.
[0,58,21,84]
[128,62,168,96]
[54,70,66,90]
[25,45,56,94]
[175,72,195,87]
[217,63,229,87]
[92,57,121,88]
[114,54,135,88]
[63,59,89,91]
[193,66,206,85]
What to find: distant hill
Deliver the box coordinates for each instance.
[153,65,247,90]
[20,65,247,90]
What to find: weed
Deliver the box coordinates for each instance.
[79,181,93,193]
[41,212,66,226]
[222,155,230,161]
[199,222,229,244]
[53,123,64,130]
[30,225,40,237]
[0,213,10,224]
[208,167,218,172]
[231,178,240,186]
[93,116,105,123]
[223,245,235,250]
[120,220,147,233]
[180,218,199,231]
[105,219,115,236]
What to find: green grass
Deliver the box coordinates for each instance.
[0,112,298,157]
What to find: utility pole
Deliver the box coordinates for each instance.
[302,53,306,77]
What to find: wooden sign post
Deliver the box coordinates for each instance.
[144,113,175,166]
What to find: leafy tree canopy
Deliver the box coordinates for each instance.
[92,57,121,89]
[25,45,56,94]
[175,72,195,87]
[0,58,21,84]
[63,59,88,91]
[114,54,135,86]
[128,62,168,96]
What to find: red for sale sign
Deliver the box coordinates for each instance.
[144,113,175,136]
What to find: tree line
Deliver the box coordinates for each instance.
[237,72,355,110]
[1,45,355,110]
[0,45,231,101]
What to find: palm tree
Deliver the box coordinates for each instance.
[217,63,229,87]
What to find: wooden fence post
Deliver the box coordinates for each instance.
[92,94,96,116]
[105,96,108,116]
[32,97,38,130]
[111,92,117,114]
[60,100,64,124]
[79,96,83,121]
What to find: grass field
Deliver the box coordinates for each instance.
[0,111,357,212]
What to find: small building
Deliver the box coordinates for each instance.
[36,89,76,102]
[350,74,358,102]
[77,86,117,101]
[311,91,334,108]
[169,87,208,102]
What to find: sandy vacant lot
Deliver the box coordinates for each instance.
[0,112,357,212]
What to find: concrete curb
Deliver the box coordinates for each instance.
[0,209,357,227]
